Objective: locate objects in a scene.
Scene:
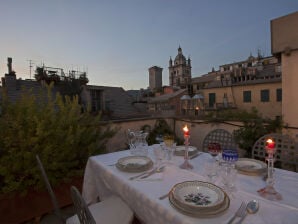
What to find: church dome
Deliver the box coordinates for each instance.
[174,46,186,64]
[175,54,186,63]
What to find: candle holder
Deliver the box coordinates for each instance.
[258,142,282,200]
[179,134,193,169]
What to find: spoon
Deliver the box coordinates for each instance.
[237,200,259,224]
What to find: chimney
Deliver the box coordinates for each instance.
[7,57,12,74]
[4,57,17,89]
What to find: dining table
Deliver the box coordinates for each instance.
[82,145,298,224]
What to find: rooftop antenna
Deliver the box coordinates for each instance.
[27,59,34,79]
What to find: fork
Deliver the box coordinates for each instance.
[129,168,157,180]
[227,201,247,224]
[140,166,165,179]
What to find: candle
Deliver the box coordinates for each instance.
[183,125,190,136]
[266,138,275,152]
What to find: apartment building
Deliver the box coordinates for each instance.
[191,54,282,119]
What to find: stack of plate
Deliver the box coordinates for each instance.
[174,146,198,157]
[116,156,153,172]
[169,181,230,217]
[235,158,267,175]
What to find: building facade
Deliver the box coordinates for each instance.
[169,46,192,88]
[148,66,163,91]
[188,54,282,119]
[271,11,298,135]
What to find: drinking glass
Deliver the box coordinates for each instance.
[163,135,175,162]
[126,129,136,155]
[220,149,239,193]
[155,134,164,144]
[153,146,166,168]
[208,143,222,162]
[204,160,219,183]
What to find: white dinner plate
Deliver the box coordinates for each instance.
[116,156,153,172]
[169,186,229,217]
[170,181,225,210]
[174,146,198,156]
[235,158,267,175]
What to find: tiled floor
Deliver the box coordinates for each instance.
[24,205,75,224]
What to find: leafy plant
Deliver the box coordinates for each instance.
[232,110,283,157]
[0,84,116,194]
[141,119,183,145]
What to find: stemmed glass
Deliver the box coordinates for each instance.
[208,143,222,162]
[126,129,136,155]
[220,149,239,193]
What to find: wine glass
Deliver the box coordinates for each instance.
[208,143,222,162]
[220,149,239,193]
[126,129,136,154]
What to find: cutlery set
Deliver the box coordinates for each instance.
[227,202,247,224]
[227,200,259,224]
[129,166,165,180]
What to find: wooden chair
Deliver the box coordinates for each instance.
[252,133,298,172]
[202,129,237,152]
[68,186,134,224]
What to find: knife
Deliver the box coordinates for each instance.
[129,168,157,180]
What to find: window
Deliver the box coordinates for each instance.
[276,88,282,102]
[209,93,216,108]
[243,91,251,102]
[261,89,269,102]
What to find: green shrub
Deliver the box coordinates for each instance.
[142,119,183,145]
[0,85,116,194]
[232,110,283,157]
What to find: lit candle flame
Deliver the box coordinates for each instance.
[266,138,275,149]
[183,125,189,136]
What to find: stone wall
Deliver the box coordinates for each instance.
[106,118,245,155]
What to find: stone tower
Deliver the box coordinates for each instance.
[169,46,191,88]
[148,66,163,91]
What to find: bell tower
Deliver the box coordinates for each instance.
[168,46,191,88]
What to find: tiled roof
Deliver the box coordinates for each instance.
[148,89,187,103]
[87,85,149,119]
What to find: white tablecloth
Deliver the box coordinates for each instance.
[82,146,298,224]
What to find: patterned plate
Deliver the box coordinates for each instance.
[235,158,267,175]
[170,181,225,210]
[174,146,198,156]
[169,189,230,217]
[116,156,153,173]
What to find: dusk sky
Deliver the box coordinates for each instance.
[1,0,297,90]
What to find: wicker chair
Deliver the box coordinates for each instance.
[202,129,238,152]
[252,133,298,172]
